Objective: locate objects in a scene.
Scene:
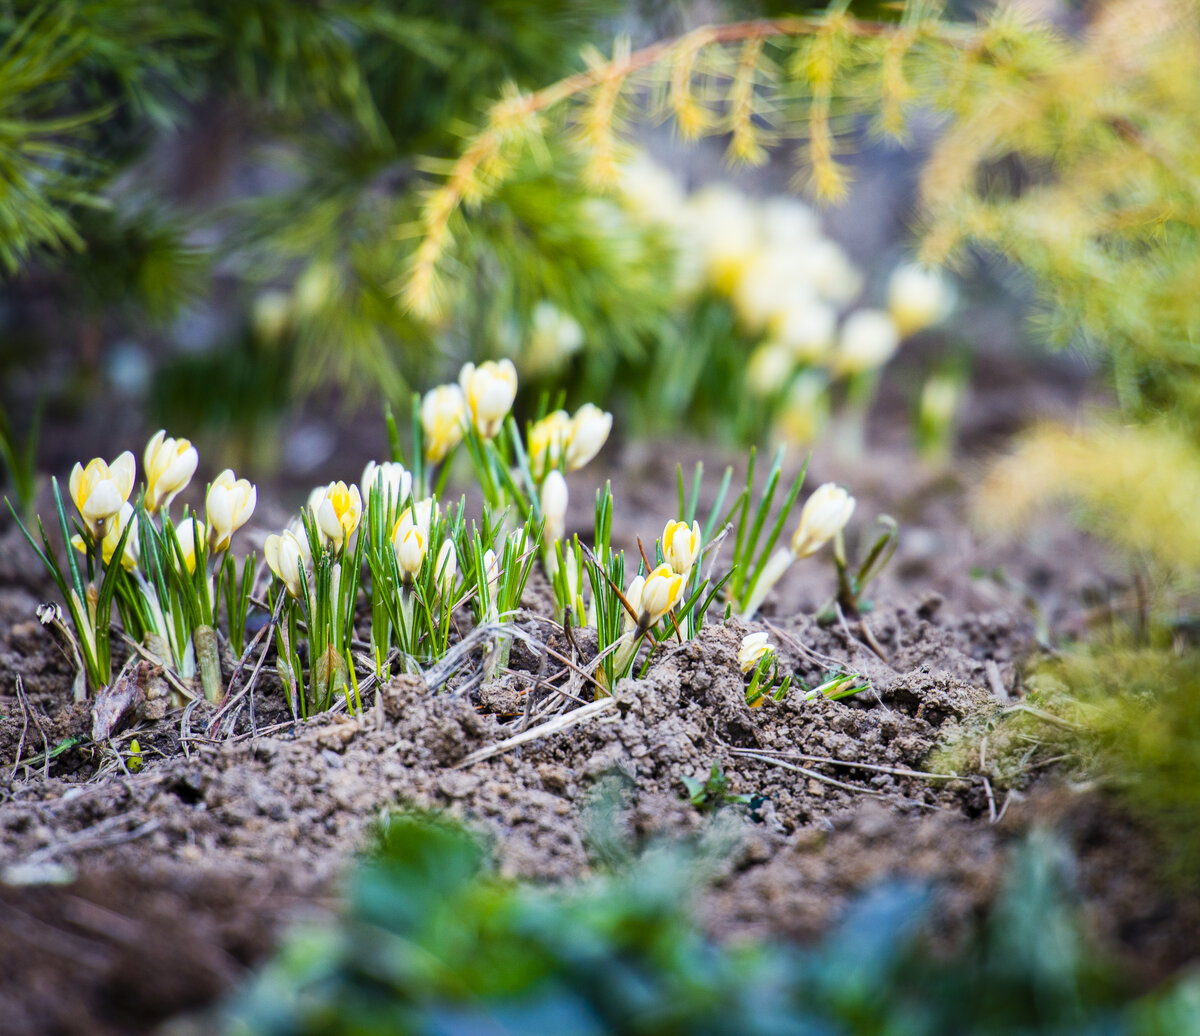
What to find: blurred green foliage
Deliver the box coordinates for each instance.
[226,811,1200,1035]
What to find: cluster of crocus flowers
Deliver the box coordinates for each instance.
[528,403,613,479]
[737,483,856,620]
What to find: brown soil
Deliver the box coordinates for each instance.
[1,442,1194,1035]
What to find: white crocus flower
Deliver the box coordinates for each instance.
[265,528,312,599]
[662,519,701,578]
[205,470,256,553]
[737,483,857,621]
[565,404,612,471]
[738,631,772,674]
[361,461,412,517]
[834,310,901,375]
[69,451,136,539]
[143,430,198,514]
[791,483,856,559]
[459,359,518,439]
[887,263,954,338]
[421,384,467,463]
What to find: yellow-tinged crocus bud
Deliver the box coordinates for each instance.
[361,461,412,515]
[739,631,772,673]
[541,470,568,544]
[459,359,517,439]
[206,470,256,553]
[394,497,438,542]
[662,519,701,577]
[636,563,684,630]
[69,451,136,538]
[565,404,612,471]
[392,524,427,580]
[421,384,467,463]
[528,409,570,478]
[143,431,198,513]
[173,517,205,574]
[265,528,312,598]
[790,483,855,559]
[72,501,139,572]
[435,539,458,599]
[315,481,362,552]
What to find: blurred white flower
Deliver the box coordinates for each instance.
[524,301,584,376]
[421,384,467,463]
[773,299,837,362]
[834,310,901,375]
[747,342,795,398]
[361,461,412,516]
[460,359,518,439]
[541,470,568,544]
[617,153,687,227]
[685,185,762,294]
[887,264,955,337]
[760,196,821,247]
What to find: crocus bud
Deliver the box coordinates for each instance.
[541,470,568,544]
[265,528,312,598]
[72,501,139,572]
[392,524,427,581]
[206,469,257,553]
[564,404,612,471]
[421,384,467,462]
[69,452,136,538]
[143,431,198,513]
[662,519,701,577]
[887,263,953,338]
[834,310,901,375]
[361,461,412,516]
[637,563,684,629]
[173,517,205,575]
[738,631,772,674]
[790,483,855,559]
[623,574,646,632]
[314,481,362,552]
[481,548,501,602]
[528,410,570,478]
[434,539,458,599]
[459,359,517,438]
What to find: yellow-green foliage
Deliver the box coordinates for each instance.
[976,419,1200,575]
